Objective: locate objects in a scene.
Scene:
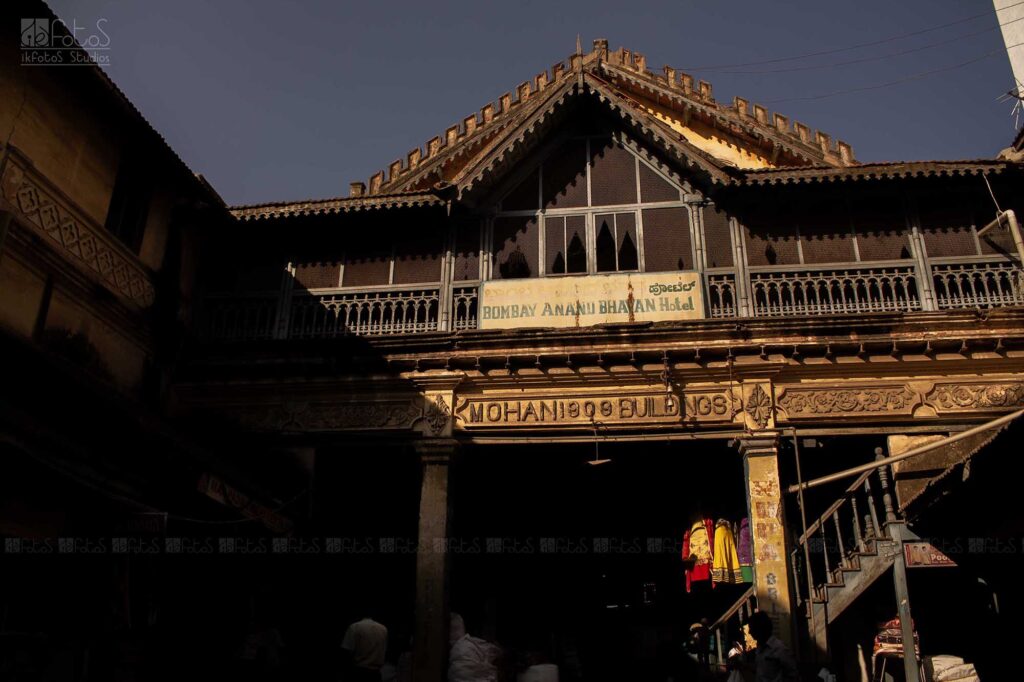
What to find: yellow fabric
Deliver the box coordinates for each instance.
[688,520,712,564]
[711,520,744,584]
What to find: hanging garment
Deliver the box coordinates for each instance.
[711,519,744,584]
[737,518,754,583]
[683,518,715,592]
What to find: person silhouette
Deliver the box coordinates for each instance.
[747,612,798,682]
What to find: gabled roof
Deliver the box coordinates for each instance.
[352,39,857,199]
[226,39,1023,219]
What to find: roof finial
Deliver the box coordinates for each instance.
[576,34,582,57]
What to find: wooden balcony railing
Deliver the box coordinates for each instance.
[201,284,481,340]
[290,286,441,338]
[451,284,479,331]
[202,292,279,341]
[932,258,1024,310]
[706,272,738,318]
[749,264,921,317]
[199,260,1024,341]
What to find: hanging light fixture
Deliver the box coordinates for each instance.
[661,352,675,410]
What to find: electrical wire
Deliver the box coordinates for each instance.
[763,39,1024,104]
[683,0,1024,72]
[713,16,1024,75]
[983,172,1004,215]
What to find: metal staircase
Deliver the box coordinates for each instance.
[792,458,913,648]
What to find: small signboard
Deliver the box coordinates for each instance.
[478,271,704,330]
[904,542,956,568]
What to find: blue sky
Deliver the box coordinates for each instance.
[46,0,1021,206]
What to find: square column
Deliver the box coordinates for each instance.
[738,434,796,649]
[412,440,456,682]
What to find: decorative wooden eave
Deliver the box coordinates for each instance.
[448,78,581,200]
[365,51,585,196]
[594,55,853,168]
[732,160,1020,187]
[583,77,736,186]
[229,190,444,222]
[422,74,740,203]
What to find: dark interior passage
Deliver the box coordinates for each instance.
[449,439,752,682]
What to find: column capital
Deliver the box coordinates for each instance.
[735,432,780,458]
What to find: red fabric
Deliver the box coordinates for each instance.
[683,529,691,593]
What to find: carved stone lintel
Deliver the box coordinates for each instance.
[231,400,422,432]
[776,385,917,420]
[924,382,1024,414]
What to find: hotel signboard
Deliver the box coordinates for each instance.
[478,271,704,330]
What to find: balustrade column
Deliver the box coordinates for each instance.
[905,194,938,311]
[737,434,795,649]
[728,215,752,316]
[438,226,455,332]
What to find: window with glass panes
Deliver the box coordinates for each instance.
[491,131,695,279]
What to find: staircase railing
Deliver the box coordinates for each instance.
[708,585,757,670]
[792,459,899,610]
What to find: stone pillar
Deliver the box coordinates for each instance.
[738,434,796,649]
[412,440,456,682]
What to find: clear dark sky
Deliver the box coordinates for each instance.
[46,0,1020,206]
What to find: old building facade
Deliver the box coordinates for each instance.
[2,6,1023,680]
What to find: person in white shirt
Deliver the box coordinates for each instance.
[448,613,500,682]
[747,611,799,682]
[342,611,388,682]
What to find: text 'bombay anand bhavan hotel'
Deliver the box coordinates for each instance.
[3,8,1024,680]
